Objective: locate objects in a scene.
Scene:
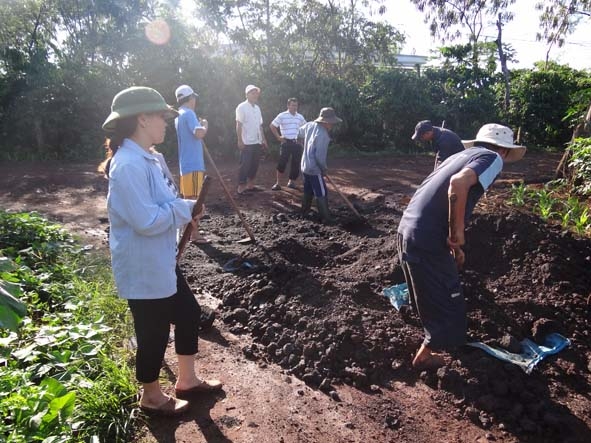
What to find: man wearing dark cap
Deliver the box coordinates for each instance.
[298,107,342,223]
[412,120,464,170]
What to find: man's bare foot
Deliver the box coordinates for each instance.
[412,344,446,370]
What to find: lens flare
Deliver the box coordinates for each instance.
[145,19,171,45]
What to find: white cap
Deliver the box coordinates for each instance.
[175,84,198,102]
[245,84,260,95]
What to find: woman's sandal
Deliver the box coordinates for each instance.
[175,379,223,398]
[139,396,189,416]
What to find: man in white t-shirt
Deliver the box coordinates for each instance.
[235,84,268,195]
[269,98,306,190]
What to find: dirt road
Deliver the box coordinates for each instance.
[2,152,590,443]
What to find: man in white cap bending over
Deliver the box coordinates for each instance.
[235,84,268,195]
[396,124,526,370]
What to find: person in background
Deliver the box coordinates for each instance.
[235,84,268,195]
[101,86,222,417]
[299,107,342,224]
[397,123,526,370]
[269,97,306,190]
[175,84,209,244]
[412,120,464,170]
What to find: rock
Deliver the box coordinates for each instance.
[531,318,559,342]
[499,334,522,353]
[329,390,341,401]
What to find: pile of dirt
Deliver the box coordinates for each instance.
[181,195,591,442]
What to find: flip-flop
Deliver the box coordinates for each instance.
[139,396,189,416]
[191,237,210,244]
[175,379,223,398]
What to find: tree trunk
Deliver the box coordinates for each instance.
[496,14,510,112]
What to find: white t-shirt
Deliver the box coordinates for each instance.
[236,100,263,144]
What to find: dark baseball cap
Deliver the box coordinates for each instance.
[412,120,433,141]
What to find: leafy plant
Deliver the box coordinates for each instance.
[509,182,529,206]
[534,187,558,220]
[567,137,591,196]
[0,211,136,442]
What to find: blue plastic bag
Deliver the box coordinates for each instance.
[467,333,571,374]
[382,283,410,311]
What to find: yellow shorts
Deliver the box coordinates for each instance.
[179,171,205,198]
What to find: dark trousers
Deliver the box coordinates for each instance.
[127,266,201,383]
[276,141,303,180]
[238,144,262,185]
[397,233,466,350]
[303,173,328,198]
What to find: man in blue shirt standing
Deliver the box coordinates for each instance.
[398,124,526,370]
[299,107,342,224]
[412,120,464,169]
[175,84,209,243]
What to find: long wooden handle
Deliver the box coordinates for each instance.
[176,175,212,261]
[325,174,362,219]
[202,141,256,242]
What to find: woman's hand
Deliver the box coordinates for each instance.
[190,204,206,228]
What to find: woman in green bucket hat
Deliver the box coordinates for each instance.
[101,87,222,416]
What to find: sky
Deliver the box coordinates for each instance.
[384,1,591,70]
[178,0,591,70]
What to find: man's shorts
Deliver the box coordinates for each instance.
[180,171,205,198]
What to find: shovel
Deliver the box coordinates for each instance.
[325,174,363,219]
[177,175,212,261]
[202,141,256,244]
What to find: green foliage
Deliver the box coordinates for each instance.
[0,211,136,442]
[506,64,590,148]
[0,0,589,160]
[567,137,591,195]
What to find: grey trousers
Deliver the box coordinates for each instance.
[397,233,467,350]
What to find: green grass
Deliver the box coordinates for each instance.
[0,211,138,442]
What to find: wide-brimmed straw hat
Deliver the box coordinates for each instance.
[462,123,526,163]
[102,86,178,132]
[314,107,342,124]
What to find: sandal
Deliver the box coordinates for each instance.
[175,379,223,398]
[140,396,189,416]
[191,237,210,244]
[271,183,282,191]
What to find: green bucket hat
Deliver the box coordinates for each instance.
[102,86,178,132]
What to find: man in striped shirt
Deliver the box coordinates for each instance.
[269,98,307,190]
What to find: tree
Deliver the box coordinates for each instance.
[536,0,591,64]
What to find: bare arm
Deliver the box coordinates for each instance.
[269,123,283,142]
[447,167,478,269]
[236,121,244,150]
[260,124,268,149]
[194,119,208,139]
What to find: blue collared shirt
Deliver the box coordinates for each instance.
[107,139,194,299]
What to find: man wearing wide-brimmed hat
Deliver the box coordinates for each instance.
[397,123,526,370]
[298,107,342,223]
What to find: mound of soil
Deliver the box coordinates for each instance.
[180,168,591,442]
